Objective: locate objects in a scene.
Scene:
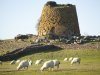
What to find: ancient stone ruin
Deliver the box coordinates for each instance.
[38,1,80,39]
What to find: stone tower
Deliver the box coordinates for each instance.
[38,1,80,39]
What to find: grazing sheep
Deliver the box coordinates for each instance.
[29,60,32,66]
[40,60,54,71]
[71,57,81,65]
[10,60,16,64]
[35,59,43,65]
[63,58,68,62]
[69,57,73,62]
[0,61,2,65]
[17,60,31,70]
[40,59,60,71]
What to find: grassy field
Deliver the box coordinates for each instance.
[0,49,100,75]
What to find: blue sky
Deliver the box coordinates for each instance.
[0,0,100,39]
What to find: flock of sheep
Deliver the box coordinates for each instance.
[0,57,81,71]
[0,57,81,72]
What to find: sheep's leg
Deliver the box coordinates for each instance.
[26,66,28,69]
[24,66,28,70]
[48,68,51,71]
[41,70,43,72]
[24,67,26,69]
[71,62,73,66]
[78,61,80,64]
[51,68,54,71]
[57,65,59,70]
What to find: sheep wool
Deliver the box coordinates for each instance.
[17,60,29,70]
[35,59,43,65]
[53,60,60,69]
[71,57,81,64]
[64,58,68,61]
[40,60,54,71]
[40,59,60,71]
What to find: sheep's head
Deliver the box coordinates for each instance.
[40,66,46,71]
[17,66,20,70]
[17,65,22,70]
[40,59,44,63]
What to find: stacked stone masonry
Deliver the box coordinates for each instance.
[38,2,80,38]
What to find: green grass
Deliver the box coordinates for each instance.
[0,49,100,75]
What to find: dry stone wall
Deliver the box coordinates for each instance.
[38,2,80,38]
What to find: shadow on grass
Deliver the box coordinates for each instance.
[0,44,63,61]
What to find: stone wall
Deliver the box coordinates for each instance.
[38,2,80,38]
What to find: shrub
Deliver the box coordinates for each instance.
[45,1,57,7]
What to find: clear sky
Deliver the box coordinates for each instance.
[0,0,100,39]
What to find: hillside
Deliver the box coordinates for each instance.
[0,39,100,60]
[0,38,100,75]
[0,47,100,75]
[0,39,32,55]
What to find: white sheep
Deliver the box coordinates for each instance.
[0,61,2,65]
[35,59,43,65]
[63,58,68,62]
[40,59,60,71]
[40,60,54,71]
[71,57,81,65]
[29,60,32,66]
[17,60,32,70]
[10,60,16,64]
[69,57,73,62]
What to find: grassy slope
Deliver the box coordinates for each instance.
[0,49,100,75]
[0,39,100,75]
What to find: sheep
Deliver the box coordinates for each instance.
[35,59,43,65]
[17,60,31,70]
[63,58,68,62]
[10,60,16,64]
[0,61,2,65]
[71,57,81,65]
[29,60,32,66]
[40,59,60,71]
[40,60,54,71]
[69,57,73,62]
